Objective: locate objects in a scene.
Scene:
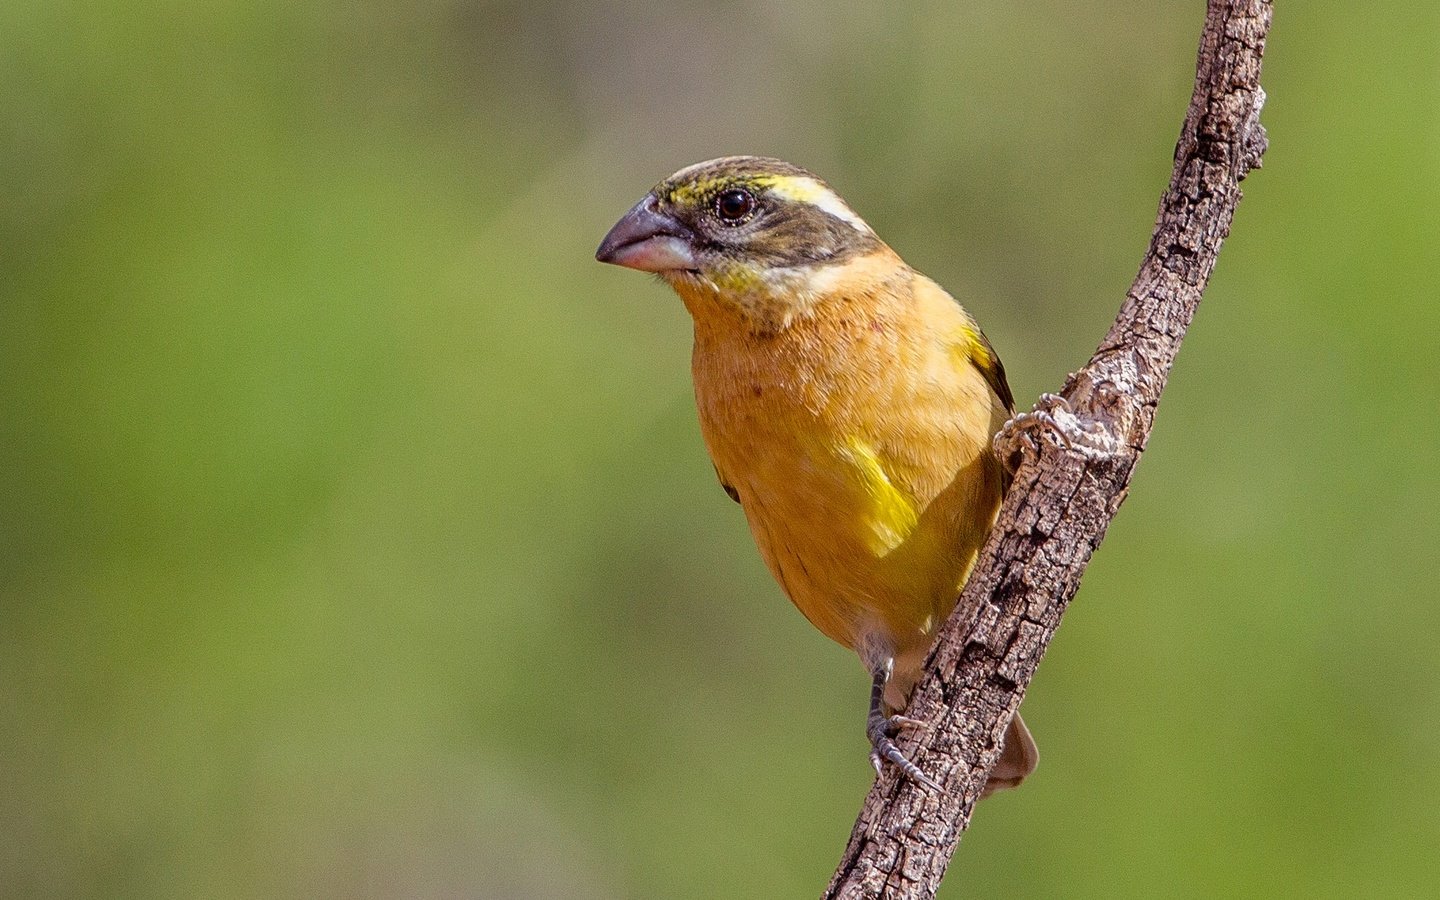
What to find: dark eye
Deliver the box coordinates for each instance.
[714,188,756,223]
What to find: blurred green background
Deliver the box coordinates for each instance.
[3,1,1438,897]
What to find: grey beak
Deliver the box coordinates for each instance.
[595,196,698,273]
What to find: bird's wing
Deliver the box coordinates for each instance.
[968,329,1014,414]
[714,464,741,504]
[926,274,1014,414]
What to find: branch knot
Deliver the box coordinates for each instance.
[1238,86,1268,180]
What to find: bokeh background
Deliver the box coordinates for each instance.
[4,1,1438,897]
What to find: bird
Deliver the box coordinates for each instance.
[595,156,1036,795]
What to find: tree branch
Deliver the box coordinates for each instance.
[822,2,1272,897]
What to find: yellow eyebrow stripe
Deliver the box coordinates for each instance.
[755,176,874,234]
[664,174,874,235]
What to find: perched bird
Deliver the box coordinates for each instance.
[596,156,1036,795]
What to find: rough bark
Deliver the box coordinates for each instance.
[822,2,1272,897]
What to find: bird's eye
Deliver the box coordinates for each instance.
[714,188,756,224]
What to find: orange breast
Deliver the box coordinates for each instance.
[678,260,1009,662]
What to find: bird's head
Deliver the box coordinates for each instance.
[596,157,893,326]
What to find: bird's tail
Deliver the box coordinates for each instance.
[981,712,1039,798]
[886,652,1039,797]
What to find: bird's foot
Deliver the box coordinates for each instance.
[866,713,940,792]
[993,391,1120,471]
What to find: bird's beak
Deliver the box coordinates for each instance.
[595,196,697,273]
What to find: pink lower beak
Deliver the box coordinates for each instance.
[596,197,697,273]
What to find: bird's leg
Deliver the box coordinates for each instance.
[993,391,1121,471]
[865,661,940,792]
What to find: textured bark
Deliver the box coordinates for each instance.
[822,2,1272,897]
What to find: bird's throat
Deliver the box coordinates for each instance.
[667,248,909,337]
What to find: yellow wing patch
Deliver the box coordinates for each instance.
[837,436,919,555]
[956,323,1014,412]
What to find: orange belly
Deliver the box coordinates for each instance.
[681,269,1009,670]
